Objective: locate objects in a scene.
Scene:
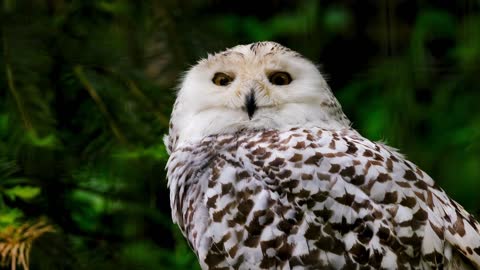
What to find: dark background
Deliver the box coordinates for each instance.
[1,1,479,269]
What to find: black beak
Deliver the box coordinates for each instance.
[245,90,257,119]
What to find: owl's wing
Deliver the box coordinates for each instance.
[231,128,480,268]
[432,189,480,268]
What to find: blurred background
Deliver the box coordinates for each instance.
[1,0,479,269]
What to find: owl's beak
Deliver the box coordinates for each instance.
[245,90,257,119]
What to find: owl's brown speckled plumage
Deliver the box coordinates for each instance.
[165,42,480,269]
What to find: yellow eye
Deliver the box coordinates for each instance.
[212,72,234,86]
[269,72,292,85]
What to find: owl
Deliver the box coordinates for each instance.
[165,41,480,269]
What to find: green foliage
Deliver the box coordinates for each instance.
[0,208,22,227]
[0,0,479,269]
[3,185,40,201]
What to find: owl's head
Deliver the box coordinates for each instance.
[165,41,350,152]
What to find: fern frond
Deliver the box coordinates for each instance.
[0,219,55,270]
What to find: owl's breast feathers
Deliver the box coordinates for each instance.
[166,127,480,269]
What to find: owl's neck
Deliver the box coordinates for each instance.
[165,102,350,153]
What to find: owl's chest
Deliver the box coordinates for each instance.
[191,151,357,269]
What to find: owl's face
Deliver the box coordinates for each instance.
[167,42,349,151]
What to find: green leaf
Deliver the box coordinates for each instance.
[71,190,107,213]
[324,7,351,33]
[4,186,41,201]
[25,131,60,149]
[0,208,23,227]
[113,144,169,161]
[95,1,129,15]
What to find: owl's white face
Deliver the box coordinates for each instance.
[166,42,350,151]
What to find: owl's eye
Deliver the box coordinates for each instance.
[269,72,292,86]
[212,72,234,86]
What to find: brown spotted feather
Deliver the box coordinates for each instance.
[167,127,480,269]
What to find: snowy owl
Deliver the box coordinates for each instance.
[165,41,480,269]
